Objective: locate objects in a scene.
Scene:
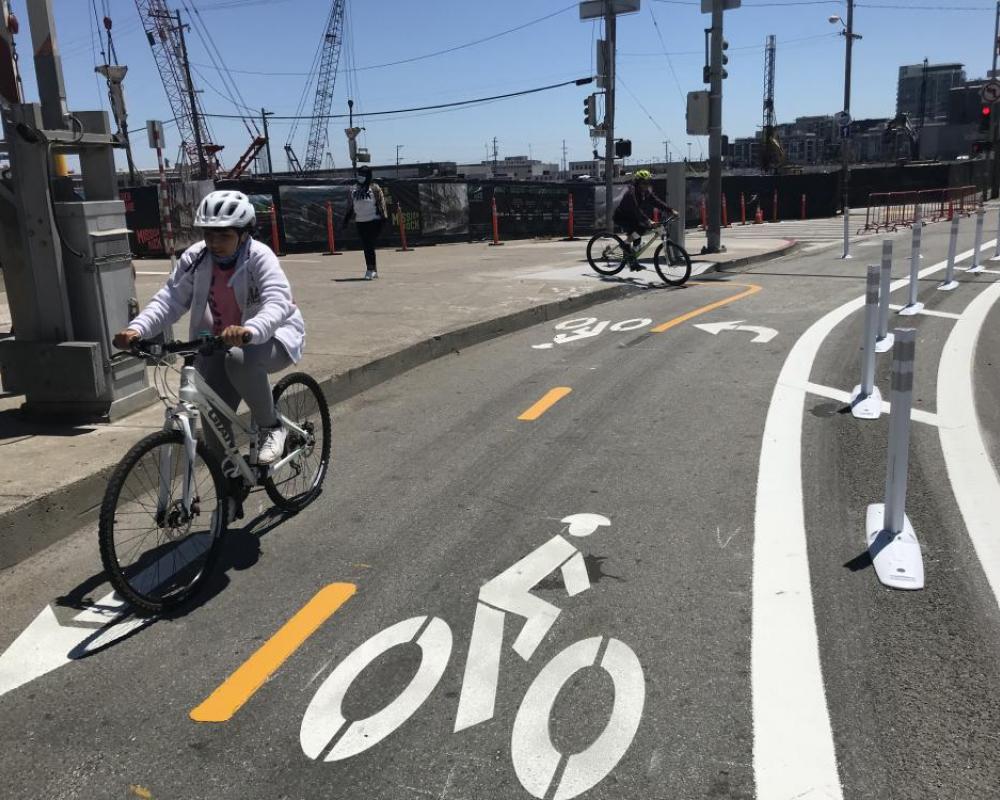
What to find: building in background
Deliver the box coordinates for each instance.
[897,62,966,125]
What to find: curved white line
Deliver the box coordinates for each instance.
[937,278,1000,607]
[752,242,989,799]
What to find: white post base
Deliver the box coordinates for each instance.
[875,333,895,353]
[850,385,883,420]
[989,253,1000,261]
[866,504,924,590]
[897,302,925,316]
[966,265,985,274]
[938,280,959,292]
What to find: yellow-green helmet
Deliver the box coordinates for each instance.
[633,169,652,182]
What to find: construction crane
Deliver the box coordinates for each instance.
[300,0,347,173]
[760,34,783,173]
[134,1,222,178]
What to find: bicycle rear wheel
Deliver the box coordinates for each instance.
[99,429,227,615]
[653,241,692,286]
[586,233,627,276]
[264,372,331,513]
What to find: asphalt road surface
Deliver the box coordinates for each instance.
[2,220,999,800]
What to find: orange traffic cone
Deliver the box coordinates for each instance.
[754,207,764,224]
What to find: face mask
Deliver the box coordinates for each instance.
[214,235,247,268]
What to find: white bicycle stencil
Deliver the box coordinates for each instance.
[300,513,646,800]
[532,317,653,349]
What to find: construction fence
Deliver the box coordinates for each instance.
[119,161,990,256]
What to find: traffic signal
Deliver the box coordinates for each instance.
[721,38,729,79]
[614,139,632,158]
[584,94,598,128]
[980,104,992,134]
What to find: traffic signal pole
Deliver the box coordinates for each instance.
[706,0,724,253]
[604,5,616,232]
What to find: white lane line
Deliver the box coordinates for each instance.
[752,241,990,800]
[799,381,943,427]
[887,304,962,320]
[937,278,1000,610]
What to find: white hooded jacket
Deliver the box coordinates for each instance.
[129,238,305,362]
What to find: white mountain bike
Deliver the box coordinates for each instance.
[98,335,331,614]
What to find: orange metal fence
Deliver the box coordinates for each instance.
[860,185,978,233]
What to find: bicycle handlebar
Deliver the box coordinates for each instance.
[129,332,252,358]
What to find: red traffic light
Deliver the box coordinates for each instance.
[983,105,992,116]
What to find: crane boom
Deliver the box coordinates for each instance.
[761,34,782,172]
[303,0,347,173]
[134,0,220,176]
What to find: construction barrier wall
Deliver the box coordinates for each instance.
[120,162,991,256]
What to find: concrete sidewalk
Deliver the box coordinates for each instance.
[0,234,793,569]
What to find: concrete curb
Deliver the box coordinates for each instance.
[0,283,637,570]
[709,238,800,273]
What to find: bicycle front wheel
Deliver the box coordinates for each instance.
[99,429,227,615]
[586,233,626,276]
[264,372,332,513]
[653,241,692,286]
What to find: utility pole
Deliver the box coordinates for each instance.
[396,144,404,178]
[705,0,726,253]
[562,139,568,173]
[663,140,671,163]
[174,9,206,180]
[348,99,355,176]
[604,3,616,232]
[917,57,928,158]
[261,107,274,178]
[492,136,499,177]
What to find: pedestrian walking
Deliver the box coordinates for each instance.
[343,165,388,280]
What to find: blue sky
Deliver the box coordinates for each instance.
[15,0,1000,172]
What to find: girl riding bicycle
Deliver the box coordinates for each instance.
[113,190,306,470]
[613,169,675,270]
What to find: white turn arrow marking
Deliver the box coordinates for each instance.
[693,320,778,343]
[0,593,152,699]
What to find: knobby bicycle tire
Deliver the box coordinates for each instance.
[99,429,228,615]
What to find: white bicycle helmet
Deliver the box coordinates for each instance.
[195,190,256,229]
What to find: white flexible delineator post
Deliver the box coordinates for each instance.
[875,240,894,353]
[898,210,924,315]
[867,328,924,590]
[992,205,1000,261]
[939,213,960,291]
[851,265,882,419]
[968,205,986,273]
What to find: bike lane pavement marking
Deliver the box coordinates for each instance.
[190,582,356,723]
[937,277,1000,612]
[650,283,762,333]
[518,387,573,421]
[752,242,992,800]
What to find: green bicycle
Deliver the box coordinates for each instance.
[586,219,692,286]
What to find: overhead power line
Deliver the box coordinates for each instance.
[190,3,578,78]
[201,76,595,121]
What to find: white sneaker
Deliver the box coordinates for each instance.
[364,269,375,280]
[258,425,288,465]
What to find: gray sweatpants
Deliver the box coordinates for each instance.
[196,339,292,456]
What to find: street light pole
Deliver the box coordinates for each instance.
[991,0,1000,198]
[261,108,274,179]
[396,144,404,178]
